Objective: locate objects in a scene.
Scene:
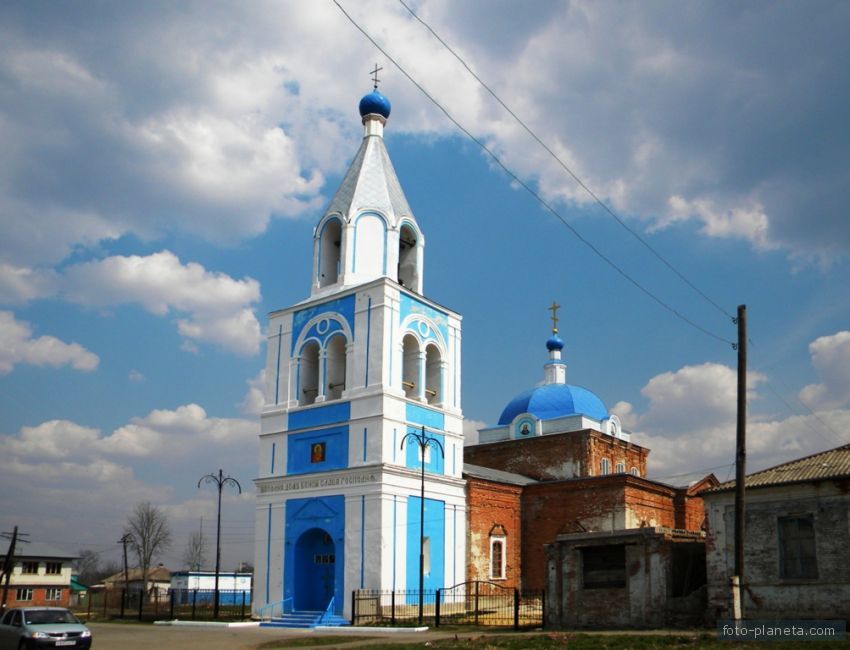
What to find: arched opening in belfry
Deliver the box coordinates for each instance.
[325,334,347,401]
[425,344,442,405]
[397,223,419,290]
[401,334,420,399]
[318,218,342,287]
[299,341,321,406]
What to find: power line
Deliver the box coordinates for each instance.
[397,0,734,323]
[332,0,735,347]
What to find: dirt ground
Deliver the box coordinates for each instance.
[86,622,453,650]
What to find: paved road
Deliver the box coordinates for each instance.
[86,622,455,649]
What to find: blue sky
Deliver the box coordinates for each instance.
[1,0,848,571]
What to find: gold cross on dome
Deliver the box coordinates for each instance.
[548,301,561,335]
[370,63,383,89]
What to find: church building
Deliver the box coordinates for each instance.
[253,86,711,623]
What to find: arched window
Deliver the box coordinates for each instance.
[425,344,442,405]
[489,525,507,580]
[299,341,321,406]
[397,223,419,290]
[401,334,420,399]
[600,458,611,476]
[318,218,342,288]
[616,461,625,474]
[630,466,639,477]
[325,334,347,401]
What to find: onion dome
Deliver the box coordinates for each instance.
[359,90,391,119]
[498,383,609,425]
[546,335,564,351]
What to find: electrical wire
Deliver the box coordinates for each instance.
[397,0,734,323]
[332,0,735,347]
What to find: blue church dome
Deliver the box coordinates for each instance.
[498,383,609,425]
[359,90,391,119]
[546,335,564,351]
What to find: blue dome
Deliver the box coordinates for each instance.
[498,383,608,425]
[546,335,564,351]
[359,90,391,119]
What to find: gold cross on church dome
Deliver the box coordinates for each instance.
[548,301,560,335]
[370,63,383,90]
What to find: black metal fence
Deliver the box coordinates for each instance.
[75,588,252,622]
[352,582,544,629]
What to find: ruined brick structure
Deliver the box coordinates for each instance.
[702,444,850,622]
[464,430,714,592]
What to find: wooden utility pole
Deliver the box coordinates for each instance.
[1,527,29,611]
[733,304,747,620]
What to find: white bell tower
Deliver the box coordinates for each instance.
[253,85,466,620]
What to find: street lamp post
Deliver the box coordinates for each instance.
[400,426,444,626]
[198,469,242,619]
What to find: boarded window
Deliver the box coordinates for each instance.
[582,544,626,589]
[779,515,817,579]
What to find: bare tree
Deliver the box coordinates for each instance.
[182,531,207,571]
[73,549,101,586]
[124,501,172,594]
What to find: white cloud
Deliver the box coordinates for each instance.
[62,251,262,356]
[0,263,57,304]
[239,369,266,417]
[463,419,487,446]
[623,351,849,484]
[637,362,765,435]
[101,403,256,458]
[128,369,145,382]
[799,331,850,410]
[0,310,99,374]
[0,1,845,270]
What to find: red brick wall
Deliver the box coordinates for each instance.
[674,491,707,531]
[465,429,649,481]
[466,477,523,589]
[521,478,627,591]
[3,586,70,608]
[624,482,677,528]
[521,476,680,591]
[586,432,648,478]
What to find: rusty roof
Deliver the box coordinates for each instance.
[706,443,850,493]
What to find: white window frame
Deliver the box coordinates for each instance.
[489,536,507,580]
[16,588,33,601]
[630,466,639,477]
[600,458,611,476]
[45,587,62,601]
[616,461,625,474]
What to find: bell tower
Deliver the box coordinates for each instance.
[254,86,466,619]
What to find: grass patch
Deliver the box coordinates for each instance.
[258,636,379,648]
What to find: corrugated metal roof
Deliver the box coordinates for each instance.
[707,443,850,493]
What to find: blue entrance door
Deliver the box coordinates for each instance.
[294,528,336,610]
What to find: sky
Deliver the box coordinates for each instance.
[1,0,849,572]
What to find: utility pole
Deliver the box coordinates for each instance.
[1,527,29,611]
[118,533,133,602]
[198,469,242,619]
[400,426,445,626]
[733,304,747,621]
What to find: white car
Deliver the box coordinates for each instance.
[0,607,92,649]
